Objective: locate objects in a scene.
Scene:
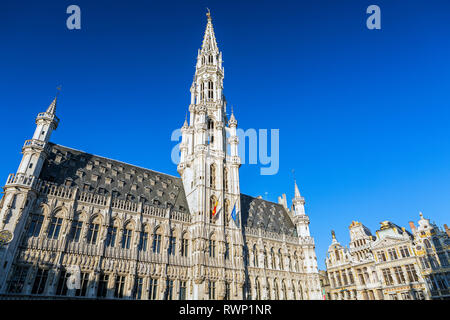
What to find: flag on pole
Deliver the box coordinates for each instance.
[230,201,239,226]
[212,194,222,219]
[212,198,219,218]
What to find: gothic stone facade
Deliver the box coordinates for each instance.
[325,215,449,300]
[0,13,322,300]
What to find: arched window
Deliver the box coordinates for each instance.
[253,244,258,267]
[181,232,189,257]
[282,280,288,300]
[87,217,101,245]
[224,168,229,192]
[152,226,162,253]
[335,249,340,261]
[274,280,279,300]
[200,82,205,101]
[168,229,176,256]
[209,164,216,189]
[48,212,63,240]
[224,200,230,227]
[292,281,297,300]
[139,224,149,251]
[27,210,45,238]
[69,213,83,242]
[208,54,213,64]
[106,219,118,247]
[122,222,134,249]
[424,239,431,249]
[201,56,206,65]
[266,280,271,300]
[270,248,275,269]
[224,240,230,260]
[209,233,216,258]
[207,81,214,100]
[208,119,214,145]
[255,278,261,300]
[263,248,268,268]
[298,281,304,300]
[278,249,284,270]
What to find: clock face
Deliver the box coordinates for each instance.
[0,230,13,245]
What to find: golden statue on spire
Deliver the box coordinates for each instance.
[206,8,211,20]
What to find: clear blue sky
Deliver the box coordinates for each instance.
[1,0,449,269]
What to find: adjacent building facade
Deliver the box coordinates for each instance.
[0,12,322,300]
[325,214,449,300]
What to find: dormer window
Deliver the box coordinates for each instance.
[86,162,93,170]
[137,175,143,183]
[131,183,138,191]
[118,180,125,188]
[112,169,118,176]
[131,169,136,175]
[55,154,63,164]
[100,166,106,173]
[76,169,84,178]
[125,173,131,180]
[105,177,112,185]
[106,162,112,169]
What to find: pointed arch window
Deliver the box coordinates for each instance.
[253,244,258,267]
[122,223,134,249]
[278,249,284,270]
[274,280,279,300]
[152,227,162,253]
[282,280,288,300]
[200,82,205,101]
[87,221,100,244]
[224,167,229,192]
[181,232,189,257]
[48,216,63,240]
[208,54,213,64]
[270,248,276,269]
[27,211,44,238]
[209,164,216,189]
[209,234,216,258]
[255,278,261,300]
[207,81,214,100]
[224,199,230,227]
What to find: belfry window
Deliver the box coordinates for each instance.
[207,81,214,100]
[208,54,213,64]
[209,164,216,189]
[200,82,205,101]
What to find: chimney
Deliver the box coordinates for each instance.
[409,221,416,233]
[444,224,450,237]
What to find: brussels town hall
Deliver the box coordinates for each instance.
[0,12,322,300]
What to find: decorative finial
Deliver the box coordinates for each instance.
[206,8,211,20]
[331,230,336,239]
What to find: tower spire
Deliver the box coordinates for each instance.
[46,86,61,115]
[201,9,219,53]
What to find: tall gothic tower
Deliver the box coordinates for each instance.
[0,95,59,287]
[177,11,244,299]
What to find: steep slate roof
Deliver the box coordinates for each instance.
[240,194,297,237]
[39,143,189,213]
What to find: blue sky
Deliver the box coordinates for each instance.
[1,0,449,269]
